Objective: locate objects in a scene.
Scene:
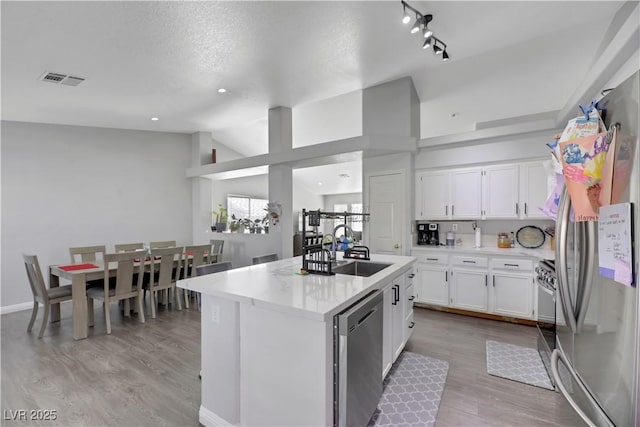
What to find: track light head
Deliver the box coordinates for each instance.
[402,4,411,24]
[433,44,443,55]
[422,36,432,49]
[410,14,421,33]
[442,50,449,61]
[423,26,433,38]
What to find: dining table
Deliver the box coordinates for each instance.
[49,252,204,340]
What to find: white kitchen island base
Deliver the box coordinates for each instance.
[179,255,416,427]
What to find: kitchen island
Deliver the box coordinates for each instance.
[177,253,416,427]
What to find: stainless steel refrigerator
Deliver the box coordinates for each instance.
[552,71,639,427]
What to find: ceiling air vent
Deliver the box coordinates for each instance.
[39,71,86,86]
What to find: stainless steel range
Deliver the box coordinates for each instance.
[535,259,556,386]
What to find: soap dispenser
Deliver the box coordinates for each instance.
[475,227,482,248]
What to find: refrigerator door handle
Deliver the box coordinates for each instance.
[575,221,596,333]
[555,187,577,333]
[551,349,614,427]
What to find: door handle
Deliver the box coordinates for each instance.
[394,243,400,249]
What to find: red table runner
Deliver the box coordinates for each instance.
[58,263,99,271]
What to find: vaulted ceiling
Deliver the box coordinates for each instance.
[1,1,625,158]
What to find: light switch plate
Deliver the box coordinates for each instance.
[452,224,458,231]
[211,305,220,323]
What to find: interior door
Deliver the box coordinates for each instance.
[368,172,404,255]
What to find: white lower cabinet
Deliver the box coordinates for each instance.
[417,265,449,306]
[382,265,415,378]
[450,268,488,312]
[491,272,534,318]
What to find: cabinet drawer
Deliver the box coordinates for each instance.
[416,254,448,265]
[451,255,488,267]
[406,283,415,310]
[490,258,534,271]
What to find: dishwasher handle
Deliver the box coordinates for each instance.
[337,290,383,336]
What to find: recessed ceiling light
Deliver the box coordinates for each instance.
[317,182,323,186]
[338,173,350,179]
[151,117,159,121]
[217,88,227,93]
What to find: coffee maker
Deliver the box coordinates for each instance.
[417,223,439,246]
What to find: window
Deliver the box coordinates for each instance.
[333,203,363,233]
[227,195,268,223]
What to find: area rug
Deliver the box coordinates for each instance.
[368,351,449,427]
[486,340,554,390]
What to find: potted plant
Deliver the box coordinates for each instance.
[212,205,228,232]
[229,215,252,233]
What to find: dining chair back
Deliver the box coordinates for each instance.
[69,245,106,263]
[114,242,144,253]
[146,246,183,318]
[23,254,73,338]
[87,249,146,334]
[209,239,225,263]
[252,253,278,265]
[195,262,232,277]
[181,244,211,309]
[150,241,177,249]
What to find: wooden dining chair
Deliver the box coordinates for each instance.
[252,253,278,265]
[209,239,224,263]
[69,245,106,288]
[145,246,183,318]
[23,254,74,338]
[114,242,144,253]
[181,244,211,309]
[149,241,176,249]
[87,250,146,334]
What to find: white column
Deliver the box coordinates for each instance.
[268,107,293,258]
[191,131,213,241]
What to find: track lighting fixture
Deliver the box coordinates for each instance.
[400,0,450,62]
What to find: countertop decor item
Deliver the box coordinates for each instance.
[516,225,546,249]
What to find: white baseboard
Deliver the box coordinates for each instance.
[199,405,237,427]
[0,302,35,315]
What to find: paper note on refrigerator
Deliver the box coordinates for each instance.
[598,203,635,287]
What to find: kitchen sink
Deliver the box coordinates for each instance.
[332,261,393,277]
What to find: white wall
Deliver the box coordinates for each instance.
[1,121,192,310]
[293,181,324,233]
[416,130,553,170]
[292,90,362,148]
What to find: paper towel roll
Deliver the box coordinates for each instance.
[475,227,482,248]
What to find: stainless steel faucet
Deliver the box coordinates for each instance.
[332,223,354,260]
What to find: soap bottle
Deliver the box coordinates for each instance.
[510,232,515,248]
[475,227,482,248]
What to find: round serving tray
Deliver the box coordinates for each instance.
[516,225,546,249]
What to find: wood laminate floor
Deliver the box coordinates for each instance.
[1,302,584,426]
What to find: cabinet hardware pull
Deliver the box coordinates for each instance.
[426,258,438,261]
[408,296,415,301]
[493,276,496,287]
[485,275,488,286]
[408,273,415,278]
[516,203,519,214]
[445,271,448,282]
[524,203,528,215]
[452,205,455,216]
[463,260,476,264]
[504,263,519,267]
[408,322,415,329]
[445,205,448,216]
[392,285,398,305]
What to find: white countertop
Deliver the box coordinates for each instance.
[411,245,554,260]
[177,254,416,322]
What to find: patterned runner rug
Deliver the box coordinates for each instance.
[486,340,554,390]
[368,351,449,427]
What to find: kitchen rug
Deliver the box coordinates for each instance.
[368,351,449,427]
[486,340,554,390]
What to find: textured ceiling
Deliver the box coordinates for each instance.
[1,1,625,158]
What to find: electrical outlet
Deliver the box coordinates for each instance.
[452,223,458,231]
[211,305,220,324]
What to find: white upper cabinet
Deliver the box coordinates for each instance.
[451,168,482,219]
[482,165,519,219]
[519,161,548,219]
[416,171,450,220]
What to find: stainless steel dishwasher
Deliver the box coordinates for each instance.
[334,290,383,427]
